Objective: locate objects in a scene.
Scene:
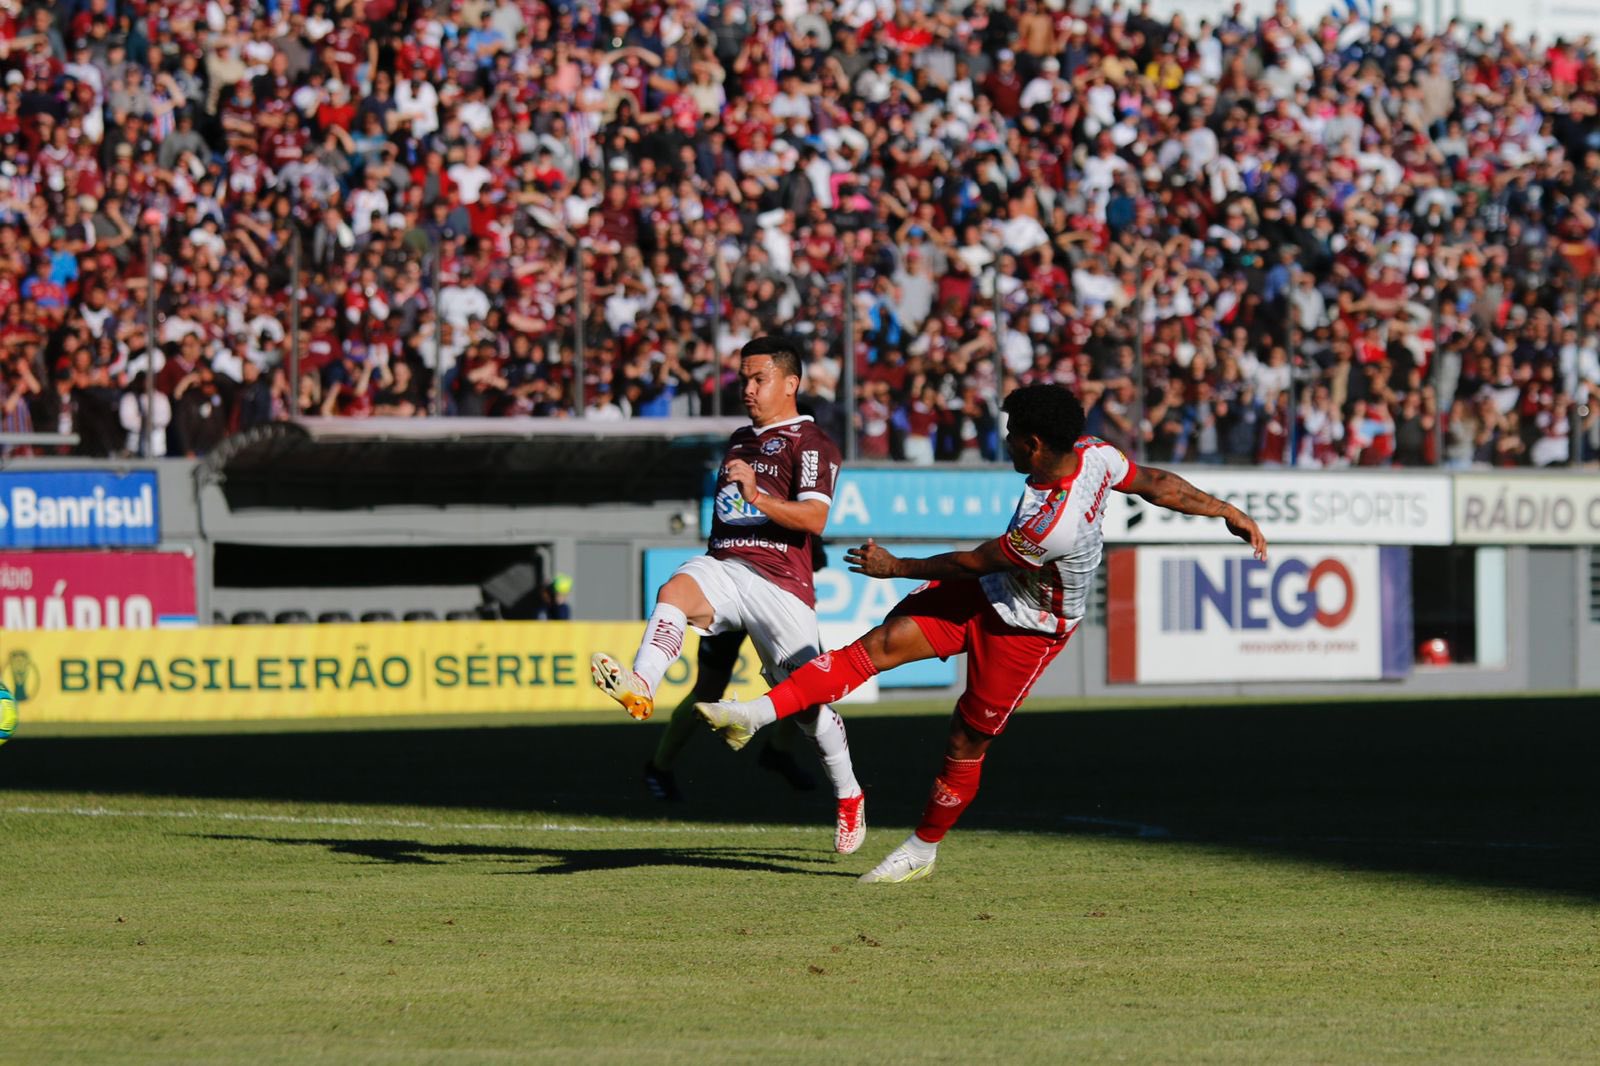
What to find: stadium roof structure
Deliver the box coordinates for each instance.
[204,417,746,511]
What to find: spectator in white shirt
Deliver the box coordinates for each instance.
[396,66,440,138]
[447,143,493,205]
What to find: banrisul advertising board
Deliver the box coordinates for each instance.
[0,471,159,548]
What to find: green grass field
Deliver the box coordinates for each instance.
[3,693,1599,1064]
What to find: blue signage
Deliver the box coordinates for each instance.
[703,468,1023,541]
[0,471,160,548]
[643,546,958,689]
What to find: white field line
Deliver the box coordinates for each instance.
[6,805,1579,852]
[1,804,817,835]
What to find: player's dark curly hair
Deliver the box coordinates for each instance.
[1002,384,1087,454]
[741,335,804,379]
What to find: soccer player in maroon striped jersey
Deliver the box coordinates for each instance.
[591,336,865,853]
[698,384,1268,882]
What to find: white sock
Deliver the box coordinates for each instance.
[632,603,687,696]
[795,706,861,799]
[903,833,939,862]
[745,695,778,728]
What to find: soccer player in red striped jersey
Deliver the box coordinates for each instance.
[698,383,1268,882]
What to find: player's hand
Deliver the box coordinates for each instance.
[846,538,900,579]
[724,459,759,502]
[1226,509,1268,561]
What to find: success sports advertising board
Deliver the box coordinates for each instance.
[1106,545,1414,685]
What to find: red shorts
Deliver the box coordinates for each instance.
[888,578,1071,736]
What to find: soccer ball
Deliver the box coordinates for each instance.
[0,686,15,746]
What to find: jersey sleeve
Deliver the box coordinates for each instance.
[793,428,841,506]
[1104,443,1138,491]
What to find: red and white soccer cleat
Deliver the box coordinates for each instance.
[834,793,866,854]
[590,653,655,721]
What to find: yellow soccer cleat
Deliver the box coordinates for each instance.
[859,843,936,884]
[590,653,654,721]
[694,699,758,752]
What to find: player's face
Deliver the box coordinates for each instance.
[739,355,798,425]
[1006,431,1041,475]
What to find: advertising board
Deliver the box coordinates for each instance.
[0,471,160,548]
[1454,476,1600,545]
[713,467,1452,546]
[1099,471,1453,546]
[0,551,196,630]
[1107,545,1413,684]
[703,469,1013,542]
[0,621,829,723]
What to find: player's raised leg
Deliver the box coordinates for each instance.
[737,591,868,853]
[696,614,941,749]
[592,570,717,721]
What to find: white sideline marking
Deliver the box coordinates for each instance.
[1,805,815,835]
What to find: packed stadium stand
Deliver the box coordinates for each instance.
[1,0,1597,467]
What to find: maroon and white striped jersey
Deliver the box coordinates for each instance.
[707,415,840,608]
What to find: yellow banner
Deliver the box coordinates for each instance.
[0,622,763,723]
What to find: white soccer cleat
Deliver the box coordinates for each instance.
[834,793,866,855]
[590,653,655,721]
[694,699,759,751]
[859,843,936,884]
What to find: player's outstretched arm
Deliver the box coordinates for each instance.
[846,537,1016,581]
[1122,465,1268,560]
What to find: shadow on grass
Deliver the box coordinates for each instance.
[5,695,1599,896]
[196,833,857,877]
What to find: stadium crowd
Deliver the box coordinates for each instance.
[1,0,1598,467]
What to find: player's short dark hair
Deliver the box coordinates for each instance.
[740,335,803,379]
[1002,383,1087,454]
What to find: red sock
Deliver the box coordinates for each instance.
[914,755,985,844]
[769,641,879,718]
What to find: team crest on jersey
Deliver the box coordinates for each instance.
[761,437,786,455]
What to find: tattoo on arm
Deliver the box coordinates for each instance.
[1134,466,1235,519]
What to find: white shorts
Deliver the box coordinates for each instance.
[674,555,822,685]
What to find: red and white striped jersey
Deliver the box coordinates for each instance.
[984,436,1137,635]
